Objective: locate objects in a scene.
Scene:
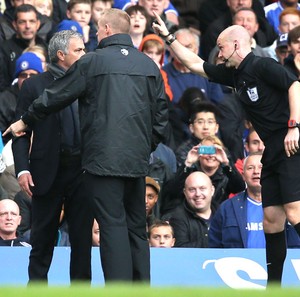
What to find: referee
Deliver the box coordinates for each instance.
[152,12,300,285]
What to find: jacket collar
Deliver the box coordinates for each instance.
[48,63,66,80]
[98,33,133,49]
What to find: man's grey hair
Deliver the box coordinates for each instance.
[174,28,200,49]
[48,30,84,63]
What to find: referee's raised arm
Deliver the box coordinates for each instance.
[152,11,207,78]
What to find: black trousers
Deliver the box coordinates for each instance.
[84,173,150,283]
[28,156,93,282]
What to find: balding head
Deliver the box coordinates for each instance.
[219,25,252,46]
[185,171,212,188]
[184,172,214,216]
[0,199,21,240]
[217,25,252,68]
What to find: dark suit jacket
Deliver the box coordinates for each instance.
[13,70,61,196]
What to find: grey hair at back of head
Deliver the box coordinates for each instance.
[48,30,83,63]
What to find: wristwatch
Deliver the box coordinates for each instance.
[288,119,300,128]
[166,34,176,46]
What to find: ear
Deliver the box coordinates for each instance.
[214,123,219,134]
[189,123,194,134]
[17,215,22,226]
[57,50,65,61]
[12,20,17,31]
[211,185,215,198]
[36,19,41,30]
[66,10,71,19]
[171,237,175,247]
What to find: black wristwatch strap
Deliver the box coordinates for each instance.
[166,34,176,46]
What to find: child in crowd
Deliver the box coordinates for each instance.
[66,0,98,51]
[139,33,173,101]
[148,220,175,248]
[34,0,53,17]
[126,4,150,48]
[91,0,113,30]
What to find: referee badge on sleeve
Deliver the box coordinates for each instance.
[247,87,259,102]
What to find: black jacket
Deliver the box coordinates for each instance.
[21,34,169,177]
[13,64,68,195]
[0,234,31,247]
[0,83,19,144]
[163,199,215,248]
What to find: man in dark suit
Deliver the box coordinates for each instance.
[12,30,93,283]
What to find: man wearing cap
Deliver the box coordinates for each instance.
[0,52,43,144]
[145,176,160,228]
[276,32,289,64]
[0,4,48,91]
[12,30,93,283]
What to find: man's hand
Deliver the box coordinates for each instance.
[284,128,300,157]
[18,172,34,197]
[152,11,170,37]
[2,119,27,137]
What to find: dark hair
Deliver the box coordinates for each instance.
[177,87,207,115]
[67,0,92,11]
[14,4,39,21]
[288,25,300,45]
[125,4,151,33]
[189,102,221,124]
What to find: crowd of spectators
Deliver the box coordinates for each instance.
[0,0,300,254]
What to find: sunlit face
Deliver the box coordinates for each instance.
[129,10,147,36]
[226,0,252,14]
[149,226,175,248]
[0,201,21,238]
[183,173,214,214]
[145,185,158,216]
[92,220,100,246]
[289,37,300,57]
[138,0,168,18]
[67,3,92,28]
[279,14,300,33]
[245,130,265,153]
[91,0,112,23]
[233,10,258,38]
[60,37,86,70]
[189,112,219,140]
[34,0,52,17]
[242,154,262,191]
[13,11,40,41]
